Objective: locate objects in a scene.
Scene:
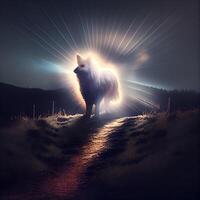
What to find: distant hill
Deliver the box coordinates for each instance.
[0,82,199,120]
[0,83,82,120]
[130,82,199,107]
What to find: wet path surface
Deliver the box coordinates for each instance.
[3,112,200,200]
[42,118,125,199]
[5,117,132,200]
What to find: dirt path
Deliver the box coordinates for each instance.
[4,117,134,199]
[3,111,200,200]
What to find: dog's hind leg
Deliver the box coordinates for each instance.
[103,98,111,114]
[85,103,93,118]
[95,102,100,117]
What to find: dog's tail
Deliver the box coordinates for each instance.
[103,71,120,102]
[110,77,119,100]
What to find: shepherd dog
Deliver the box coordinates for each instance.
[74,55,119,118]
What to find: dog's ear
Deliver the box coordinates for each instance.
[77,55,83,65]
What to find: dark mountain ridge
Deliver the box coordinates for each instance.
[0,82,199,121]
[0,82,81,120]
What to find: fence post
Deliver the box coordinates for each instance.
[33,104,35,119]
[167,96,171,114]
[52,101,54,115]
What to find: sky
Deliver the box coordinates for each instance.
[0,0,199,91]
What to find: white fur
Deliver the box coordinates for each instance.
[74,55,119,117]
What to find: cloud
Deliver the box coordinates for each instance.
[132,49,150,70]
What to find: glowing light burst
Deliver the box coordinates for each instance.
[23,10,176,113]
[63,51,123,111]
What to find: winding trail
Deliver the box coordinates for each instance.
[4,111,200,200]
[7,117,128,200]
[42,118,124,199]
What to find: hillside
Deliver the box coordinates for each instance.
[0,82,199,121]
[0,83,81,120]
[0,110,199,199]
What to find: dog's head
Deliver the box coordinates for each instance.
[74,55,92,76]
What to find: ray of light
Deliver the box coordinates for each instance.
[91,18,95,50]
[30,35,65,61]
[35,24,70,55]
[51,1,79,52]
[116,18,136,52]
[140,15,178,52]
[78,12,90,51]
[95,18,100,52]
[125,79,163,90]
[127,85,153,95]
[127,92,159,109]
[107,21,122,56]
[104,17,113,55]
[121,14,151,55]
[84,16,93,50]
[18,24,65,62]
[23,23,73,64]
[99,16,104,52]
[127,16,170,55]
[106,21,115,52]
[60,15,79,51]
[43,10,77,53]
[105,14,123,60]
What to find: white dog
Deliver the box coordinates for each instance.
[74,55,119,118]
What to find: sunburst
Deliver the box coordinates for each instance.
[21,7,176,113]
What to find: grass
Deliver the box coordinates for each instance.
[0,109,199,199]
